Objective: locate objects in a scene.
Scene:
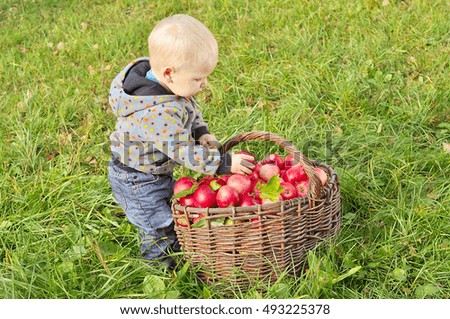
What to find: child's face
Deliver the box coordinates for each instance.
[164,64,214,98]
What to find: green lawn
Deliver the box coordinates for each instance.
[1,0,449,298]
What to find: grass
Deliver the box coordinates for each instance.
[1,0,449,298]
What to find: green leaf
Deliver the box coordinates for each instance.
[210,180,222,191]
[173,184,198,199]
[191,217,206,228]
[57,261,74,274]
[63,224,81,243]
[98,241,122,256]
[191,217,225,228]
[143,275,166,297]
[176,260,191,280]
[260,175,284,202]
[415,284,440,298]
[211,217,225,227]
[202,286,212,298]
[72,244,87,256]
[254,180,263,192]
[268,282,291,298]
[165,289,180,299]
[332,266,362,284]
[391,268,407,281]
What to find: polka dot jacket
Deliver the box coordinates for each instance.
[109,57,229,175]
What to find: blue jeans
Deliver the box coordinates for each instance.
[107,161,179,261]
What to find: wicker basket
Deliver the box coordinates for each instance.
[171,131,340,287]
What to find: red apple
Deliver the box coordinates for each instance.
[259,164,281,181]
[285,164,308,184]
[251,184,264,203]
[191,213,205,225]
[250,218,260,227]
[179,194,197,207]
[177,217,188,228]
[216,185,240,208]
[176,216,190,228]
[193,184,217,208]
[198,176,214,186]
[174,176,196,195]
[261,195,282,204]
[248,163,262,180]
[249,178,259,193]
[227,174,253,195]
[220,174,231,183]
[280,170,286,181]
[314,167,328,186]
[253,194,263,204]
[280,181,298,200]
[252,179,265,195]
[250,216,267,229]
[213,177,227,186]
[239,194,257,207]
[295,180,309,197]
[261,153,285,169]
[284,154,299,169]
[209,177,226,191]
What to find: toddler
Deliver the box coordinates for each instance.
[107,14,254,269]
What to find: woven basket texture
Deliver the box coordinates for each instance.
[172,132,341,286]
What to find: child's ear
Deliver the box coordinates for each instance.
[163,67,174,83]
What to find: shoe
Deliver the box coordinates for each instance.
[161,256,176,270]
[172,243,181,253]
[145,255,177,271]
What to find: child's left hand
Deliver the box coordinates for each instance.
[199,134,219,149]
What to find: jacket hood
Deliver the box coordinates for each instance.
[109,57,176,117]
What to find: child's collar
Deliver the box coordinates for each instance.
[145,69,159,83]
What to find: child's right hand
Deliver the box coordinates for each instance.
[230,153,256,175]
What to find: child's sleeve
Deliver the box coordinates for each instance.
[190,100,210,142]
[139,103,231,175]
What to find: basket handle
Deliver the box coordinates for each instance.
[219,131,323,200]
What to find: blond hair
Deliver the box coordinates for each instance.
[148,14,218,73]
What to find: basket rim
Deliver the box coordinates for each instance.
[172,160,339,215]
[220,131,325,198]
[173,197,301,215]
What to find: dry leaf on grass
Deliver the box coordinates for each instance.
[443,142,450,153]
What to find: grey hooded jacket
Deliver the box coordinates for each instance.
[109,57,231,175]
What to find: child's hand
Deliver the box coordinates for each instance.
[199,134,219,149]
[230,153,255,175]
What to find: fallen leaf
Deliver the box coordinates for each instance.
[87,65,95,74]
[85,156,97,164]
[377,123,383,134]
[443,142,450,153]
[334,125,343,135]
[19,45,28,54]
[46,149,60,161]
[382,0,390,6]
[59,132,72,146]
[56,42,65,51]
[408,56,417,64]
